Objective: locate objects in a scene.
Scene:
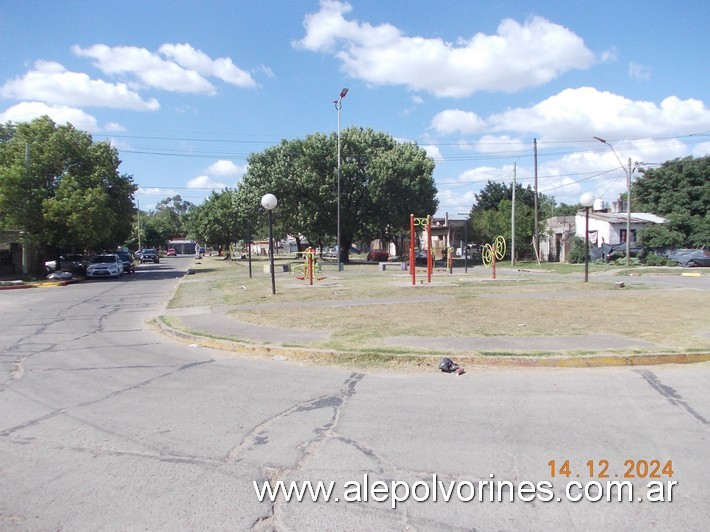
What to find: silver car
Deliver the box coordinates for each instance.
[86,254,123,279]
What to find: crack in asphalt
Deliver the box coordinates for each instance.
[234,372,365,530]
[0,359,215,437]
[635,369,709,426]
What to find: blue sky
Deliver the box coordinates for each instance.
[2,0,709,218]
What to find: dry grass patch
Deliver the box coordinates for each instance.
[169,255,710,355]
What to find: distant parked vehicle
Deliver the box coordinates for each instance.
[139,249,160,263]
[166,248,177,256]
[86,254,122,279]
[115,250,136,273]
[44,254,87,274]
[414,249,429,266]
[665,248,710,267]
[367,250,389,262]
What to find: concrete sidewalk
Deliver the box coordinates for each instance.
[156,292,710,368]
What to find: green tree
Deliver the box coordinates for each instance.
[0,116,136,275]
[469,181,554,260]
[133,195,195,250]
[238,127,438,263]
[184,189,245,252]
[551,202,580,216]
[633,155,709,247]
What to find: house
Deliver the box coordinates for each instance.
[574,210,666,248]
[540,216,576,262]
[422,214,468,259]
[369,214,467,259]
[541,202,666,262]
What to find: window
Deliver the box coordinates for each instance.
[619,229,636,243]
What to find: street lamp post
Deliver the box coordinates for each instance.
[334,88,348,271]
[580,192,595,282]
[594,136,632,266]
[261,193,278,295]
[457,213,469,273]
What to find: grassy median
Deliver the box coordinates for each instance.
[166,254,710,361]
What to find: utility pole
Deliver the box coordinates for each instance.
[533,138,539,263]
[22,143,30,275]
[511,162,516,266]
[137,199,142,252]
[627,157,632,266]
[593,137,632,266]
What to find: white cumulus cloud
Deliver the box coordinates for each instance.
[0,60,159,110]
[73,44,216,94]
[486,87,710,138]
[431,109,486,135]
[295,1,595,97]
[159,43,258,88]
[204,160,247,178]
[0,101,99,131]
[187,175,229,190]
[72,43,260,94]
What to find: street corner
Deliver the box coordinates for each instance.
[0,280,35,290]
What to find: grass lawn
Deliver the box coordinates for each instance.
[167,254,710,359]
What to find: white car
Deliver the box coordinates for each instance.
[86,254,123,279]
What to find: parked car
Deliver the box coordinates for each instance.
[367,249,389,262]
[86,254,123,279]
[166,248,177,256]
[139,249,159,263]
[414,249,429,266]
[665,248,710,267]
[44,254,87,274]
[115,250,135,273]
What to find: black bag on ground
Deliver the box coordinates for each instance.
[438,357,460,373]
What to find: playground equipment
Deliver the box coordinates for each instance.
[291,247,324,284]
[481,235,506,279]
[410,214,433,285]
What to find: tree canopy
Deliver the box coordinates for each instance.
[183,190,243,251]
[633,155,709,248]
[237,127,438,262]
[0,116,137,275]
[468,180,555,260]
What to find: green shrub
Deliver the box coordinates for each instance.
[643,253,674,266]
[567,236,587,264]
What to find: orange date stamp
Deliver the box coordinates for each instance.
[548,459,674,479]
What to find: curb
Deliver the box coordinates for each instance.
[0,283,35,290]
[152,318,710,369]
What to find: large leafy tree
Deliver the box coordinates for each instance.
[238,127,438,263]
[184,189,246,251]
[633,155,709,248]
[132,195,195,249]
[468,181,554,260]
[0,116,137,275]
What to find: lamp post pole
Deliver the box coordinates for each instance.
[334,88,348,271]
[457,213,469,273]
[261,194,278,295]
[580,192,595,283]
[594,136,632,266]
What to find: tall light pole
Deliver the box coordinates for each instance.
[457,213,469,273]
[261,193,278,295]
[594,136,632,266]
[334,87,348,271]
[580,192,595,282]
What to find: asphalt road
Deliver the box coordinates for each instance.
[1,257,708,530]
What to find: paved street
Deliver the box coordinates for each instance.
[1,258,708,530]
